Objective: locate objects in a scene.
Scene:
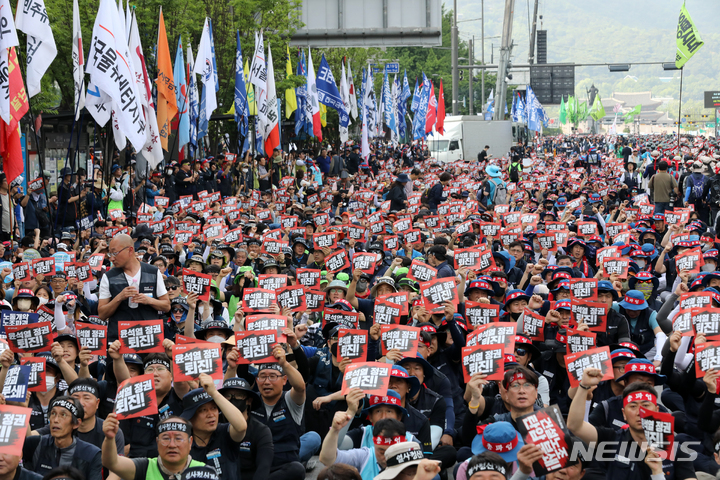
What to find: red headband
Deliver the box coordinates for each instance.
[481,432,519,453]
[503,372,525,389]
[373,435,404,446]
[623,391,657,407]
[369,395,402,408]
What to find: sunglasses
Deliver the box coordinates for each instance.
[515,348,527,357]
[171,308,185,314]
[168,286,180,291]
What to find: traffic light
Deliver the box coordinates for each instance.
[459,70,464,81]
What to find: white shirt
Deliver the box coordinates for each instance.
[98,264,167,300]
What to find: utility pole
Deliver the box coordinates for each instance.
[493,0,515,121]
[451,0,459,115]
[481,0,485,111]
[528,0,539,64]
[469,38,474,115]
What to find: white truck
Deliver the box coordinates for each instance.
[427,116,515,163]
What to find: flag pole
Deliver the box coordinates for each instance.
[677,67,683,153]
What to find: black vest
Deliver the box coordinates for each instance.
[122,390,183,458]
[26,435,100,480]
[250,394,303,466]
[106,262,161,342]
[190,423,241,480]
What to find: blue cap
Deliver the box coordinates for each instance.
[616,359,667,385]
[471,421,525,462]
[362,389,408,417]
[618,290,648,310]
[390,366,421,397]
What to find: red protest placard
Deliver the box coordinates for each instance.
[5,322,54,353]
[76,322,108,355]
[522,308,546,341]
[569,300,608,332]
[297,268,322,289]
[516,406,574,476]
[28,177,45,192]
[383,235,399,251]
[313,232,338,250]
[117,320,164,354]
[304,289,325,313]
[20,357,46,393]
[313,212,330,227]
[175,335,202,344]
[258,274,288,291]
[11,262,31,282]
[182,268,212,302]
[352,252,377,274]
[690,307,720,338]
[75,263,91,282]
[373,299,403,325]
[576,221,598,238]
[341,362,391,395]
[377,292,410,316]
[337,329,369,363]
[242,288,277,313]
[114,374,158,420]
[380,325,421,357]
[31,257,55,277]
[0,405,31,456]
[566,328,597,354]
[694,341,720,377]
[466,322,517,353]
[234,330,281,364]
[461,343,505,382]
[536,232,558,252]
[420,277,459,313]
[465,302,500,328]
[325,249,351,273]
[603,257,629,279]
[87,253,105,271]
[680,292,713,310]
[323,308,360,329]
[276,285,307,313]
[262,239,288,256]
[407,259,438,283]
[568,279,598,301]
[639,407,676,460]
[172,343,223,381]
[246,315,288,343]
[453,247,485,270]
[675,247,704,274]
[565,346,613,388]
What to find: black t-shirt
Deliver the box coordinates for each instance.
[239,416,275,480]
[478,150,488,162]
[175,169,194,197]
[190,423,242,480]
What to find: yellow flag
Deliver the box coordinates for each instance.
[244,58,256,115]
[285,45,297,119]
[320,103,327,127]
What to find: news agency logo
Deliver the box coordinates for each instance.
[567,440,701,462]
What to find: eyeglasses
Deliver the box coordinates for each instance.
[158,434,189,446]
[508,382,535,391]
[223,393,248,401]
[515,348,527,357]
[257,374,283,382]
[168,286,180,291]
[329,289,345,294]
[108,246,130,258]
[145,366,169,373]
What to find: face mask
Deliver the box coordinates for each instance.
[330,343,338,357]
[198,306,205,316]
[636,282,654,300]
[17,299,32,311]
[242,168,249,173]
[643,239,655,245]
[38,297,48,305]
[207,335,225,344]
[68,302,76,314]
[231,398,247,413]
[635,259,646,269]
[165,169,173,175]
[702,263,716,272]
[46,375,56,391]
[510,310,522,320]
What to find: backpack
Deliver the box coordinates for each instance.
[486,178,507,206]
[708,177,720,206]
[689,174,707,203]
[509,162,521,183]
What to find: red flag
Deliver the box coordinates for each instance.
[2,47,29,185]
[425,81,437,134]
[436,80,446,135]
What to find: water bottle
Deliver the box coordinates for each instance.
[128,278,139,308]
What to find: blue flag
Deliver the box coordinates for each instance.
[255,118,264,155]
[358,68,366,117]
[402,71,411,104]
[517,92,527,123]
[510,93,517,122]
[316,54,349,128]
[234,31,249,140]
[295,51,307,135]
[198,85,208,140]
[174,37,189,152]
[398,71,410,139]
[382,69,392,129]
[413,73,431,140]
[411,78,421,112]
[187,45,199,158]
[526,86,541,132]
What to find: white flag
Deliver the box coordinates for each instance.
[128,11,162,166]
[0,0,19,123]
[307,48,321,138]
[263,43,279,150]
[86,0,146,151]
[361,95,369,160]
[248,31,267,133]
[193,17,217,122]
[71,0,85,120]
[347,63,358,120]
[85,80,111,126]
[15,0,55,98]
[340,60,351,135]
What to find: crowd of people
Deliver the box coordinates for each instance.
[0,133,719,480]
